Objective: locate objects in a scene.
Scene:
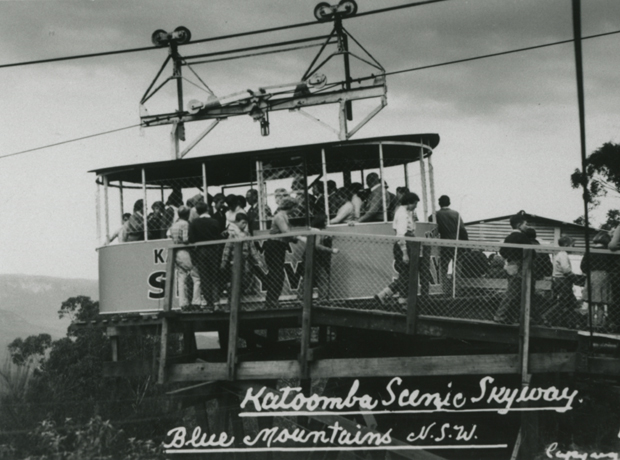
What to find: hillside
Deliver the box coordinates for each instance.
[0,274,98,361]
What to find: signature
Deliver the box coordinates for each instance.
[546,442,619,459]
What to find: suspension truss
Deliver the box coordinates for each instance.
[139,0,387,158]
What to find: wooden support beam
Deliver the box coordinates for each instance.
[163,246,176,312]
[163,353,576,382]
[519,249,534,377]
[300,234,316,379]
[157,246,176,385]
[227,242,243,380]
[103,359,155,377]
[157,319,169,384]
[406,241,421,334]
[110,336,118,362]
[183,323,197,356]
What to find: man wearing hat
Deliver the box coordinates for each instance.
[435,195,468,295]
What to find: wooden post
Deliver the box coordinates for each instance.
[519,249,534,375]
[183,323,197,356]
[518,249,536,458]
[164,248,175,312]
[406,241,422,335]
[157,320,169,385]
[300,234,316,379]
[158,247,175,384]
[110,336,119,362]
[227,242,243,380]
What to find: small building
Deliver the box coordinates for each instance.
[465,212,600,247]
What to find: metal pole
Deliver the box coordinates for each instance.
[103,175,110,242]
[96,177,101,245]
[321,149,330,223]
[172,42,184,160]
[403,163,409,189]
[335,17,353,121]
[142,168,148,241]
[256,161,265,231]
[303,155,311,227]
[418,146,429,223]
[378,143,387,222]
[427,150,437,223]
[572,0,594,348]
[119,181,124,218]
[202,163,208,204]
[452,213,461,298]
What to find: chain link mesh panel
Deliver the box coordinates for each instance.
[167,229,620,334]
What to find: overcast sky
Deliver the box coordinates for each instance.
[1,0,619,280]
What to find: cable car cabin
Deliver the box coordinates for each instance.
[93,133,439,315]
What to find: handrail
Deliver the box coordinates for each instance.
[156,226,609,382]
[164,229,618,255]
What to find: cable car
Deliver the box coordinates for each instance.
[93,133,439,314]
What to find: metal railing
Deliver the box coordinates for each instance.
[163,230,620,331]
[154,230,620,382]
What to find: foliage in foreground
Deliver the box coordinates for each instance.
[0,296,178,459]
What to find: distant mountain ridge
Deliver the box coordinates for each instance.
[0,274,98,361]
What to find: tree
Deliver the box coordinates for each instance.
[572,142,620,228]
[2,295,179,458]
[8,334,52,366]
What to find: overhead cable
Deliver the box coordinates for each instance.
[0,0,449,70]
[364,28,620,81]
[0,124,140,160]
[2,27,619,161]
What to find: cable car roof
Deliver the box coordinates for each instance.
[91,133,439,186]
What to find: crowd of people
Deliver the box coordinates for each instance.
[492,210,620,330]
[103,175,620,326]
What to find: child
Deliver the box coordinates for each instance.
[580,230,613,328]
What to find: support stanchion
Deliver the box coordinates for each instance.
[227,242,243,380]
[300,234,316,379]
[406,241,422,335]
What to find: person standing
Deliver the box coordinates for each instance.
[374,192,420,307]
[548,236,579,326]
[494,212,533,323]
[357,173,394,223]
[581,230,614,328]
[125,199,146,242]
[189,201,223,309]
[163,189,183,233]
[220,213,265,304]
[264,198,300,308]
[169,206,203,309]
[246,189,272,231]
[106,213,131,245]
[211,193,228,234]
[435,195,468,295]
[303,215,339,305]
[147,201,167,240]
